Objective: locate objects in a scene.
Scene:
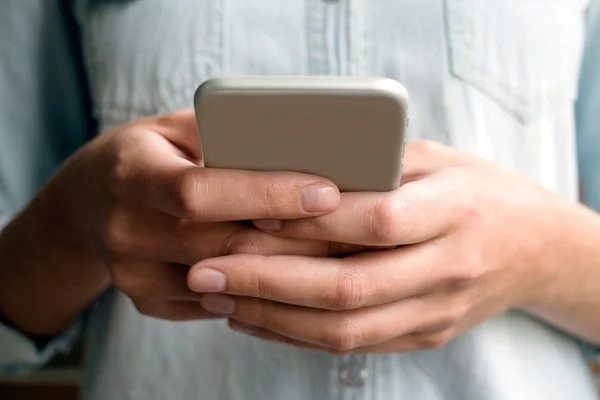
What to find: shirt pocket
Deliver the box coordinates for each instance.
[75,0,226,129]
[443,0,586,123]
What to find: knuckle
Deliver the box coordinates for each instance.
[251,261,274,300]
[295,217,318,239]
[448,254,486,289]
[224,231,264,255]
[256,175,317,216]
[104,208,134,254]
[429,302,465,331]
[370,195,404,244]
[259,181,284,212]
[327,267,370,310]
[454,179,482,223]
[254,177,306,217]
[448,298,469,322]
[106,130,144,198]
[107,160,128,198]
[156,109,190,126]
[174,168,205,219]
[409,139,442,156]
[323,318,365,352]
[414,330,453,350]
[112,268,148,298]
[252,300,277,328]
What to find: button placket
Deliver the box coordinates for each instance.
[339,354,368,387]
[308,0,370,395]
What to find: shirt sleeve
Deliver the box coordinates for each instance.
[0,0,93,372]
[578,0,600,210]
[576,0,600,361]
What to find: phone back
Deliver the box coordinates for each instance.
[194,77,409,192]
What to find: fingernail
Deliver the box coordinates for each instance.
[201,294,236,315]
[189,269,226,293]
[301,184,339,212]
[253,219,283,231]
[230,321,258,335]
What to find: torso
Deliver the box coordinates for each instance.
[75,1,597,399]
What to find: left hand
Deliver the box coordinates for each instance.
[187,140,570,353]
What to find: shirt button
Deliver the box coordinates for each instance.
[339,360,368,387]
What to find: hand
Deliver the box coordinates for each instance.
[0,110,362,333]
[187,140,569,353]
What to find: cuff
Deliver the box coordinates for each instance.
[0,317,81,374]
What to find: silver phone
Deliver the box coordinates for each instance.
[194,76,409,192]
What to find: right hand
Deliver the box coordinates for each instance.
[3,110,353,327]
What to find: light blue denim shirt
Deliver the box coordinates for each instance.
[1,0,600,399]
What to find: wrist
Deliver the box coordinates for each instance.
[511,196,575,310]
[514,198,600,343]
[0,178,110,335]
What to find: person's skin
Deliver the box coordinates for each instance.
[188,140,600,353]
[0,110,362,336]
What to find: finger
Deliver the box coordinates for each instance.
[228,321,405,354]
[134,299,221,321]
[401,140,450,178]
[117,132,340,221]
[228,320,328,351]
[150,109,202,161]
[121,109,201,161]
[110,206,365,265]
[401,140,469,183]
[203,291,459,351]
[347,330,455,353]
[229,322,452,355]
[188,246,448,309]
[253,173,466,246]
[110,257,200,301]
[168,225,366,265]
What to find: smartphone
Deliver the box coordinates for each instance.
[193,76,409,192]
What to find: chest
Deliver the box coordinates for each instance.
[75,0,589,196]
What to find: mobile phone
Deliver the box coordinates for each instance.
[193,76,409,192]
